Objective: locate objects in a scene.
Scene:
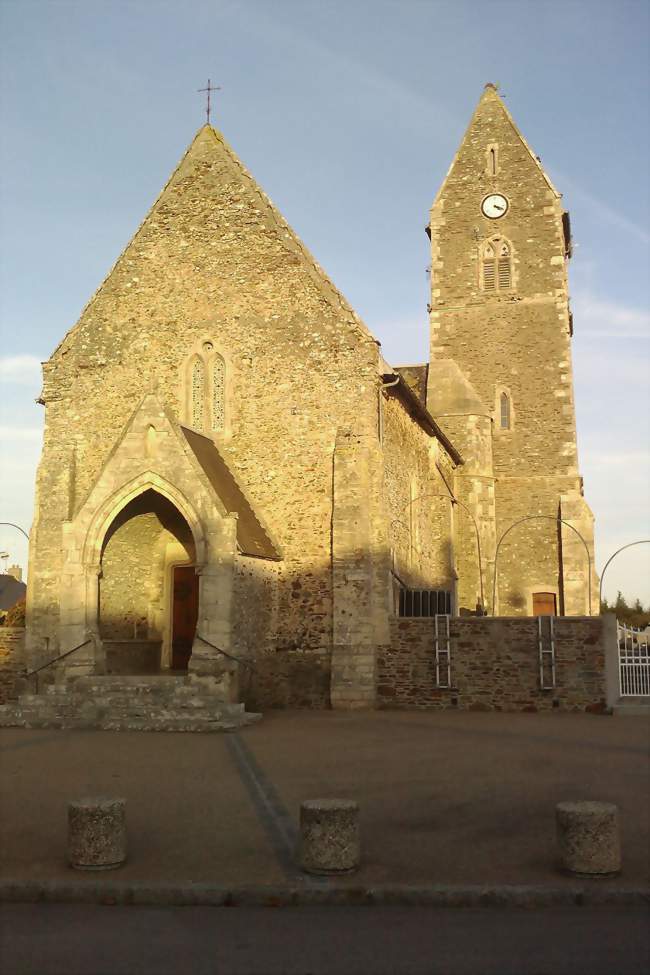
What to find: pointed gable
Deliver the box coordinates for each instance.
[50,125,374,364]
[431,84,560,214]
[72,392,281,561]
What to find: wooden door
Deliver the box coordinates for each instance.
[532,591,557,616]
[172,565,199,670]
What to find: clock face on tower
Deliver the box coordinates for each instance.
[481,193,509,218]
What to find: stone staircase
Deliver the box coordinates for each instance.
[0,674,261,732]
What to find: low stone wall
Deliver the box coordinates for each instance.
[245,650,331,710]
[379,616,608,712]
[0,628,26,704]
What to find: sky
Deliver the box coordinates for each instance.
[0,0,648,603]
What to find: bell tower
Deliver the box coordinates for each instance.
[426,84,596,616]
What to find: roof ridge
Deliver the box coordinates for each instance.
[200,127,379,350]
[50,127,212,360]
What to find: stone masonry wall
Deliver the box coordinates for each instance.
[382,393,455,594]
[0,628,26,704]
[379,616,606,711]
[244,650,331,710]
[231,554,320,708]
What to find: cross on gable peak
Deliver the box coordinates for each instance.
[197,79,221,125]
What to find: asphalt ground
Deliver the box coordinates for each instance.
[2,904,649,975]
[1,710,648,890]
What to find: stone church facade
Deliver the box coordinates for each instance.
[22,85,597,711]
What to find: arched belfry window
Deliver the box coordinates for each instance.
[481,236,513,293]
[185,341,228,435]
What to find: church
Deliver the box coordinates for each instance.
[19,84,597,716]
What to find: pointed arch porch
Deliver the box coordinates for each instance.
[58,470,238,688]
[82,471,208,572]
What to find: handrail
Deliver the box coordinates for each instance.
[195,634,257,672]
[25,639,92,679]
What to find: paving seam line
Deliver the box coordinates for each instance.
[224,732,327,886]
[1,882,648,908]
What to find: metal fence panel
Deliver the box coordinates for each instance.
[618,623,650,697]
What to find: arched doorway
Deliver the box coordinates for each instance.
[98,489,197,674]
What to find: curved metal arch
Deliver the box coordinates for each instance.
[0,522,29,541]
[82,472,207,569]
[492,515,593,616]
[598,540,650,606]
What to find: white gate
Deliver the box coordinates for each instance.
[618,623,650,697]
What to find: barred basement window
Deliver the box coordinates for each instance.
[191,358,205,429]
[500,392,511,429]
[212,354,226,432]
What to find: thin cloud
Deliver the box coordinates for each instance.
[0,426,42,442]
[582,449,650,468]
[549,168,650,245]
[572,292,650,338]
[0,356,42,383]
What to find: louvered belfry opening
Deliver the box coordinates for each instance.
[482,237,512,292]
[497,240,511,289]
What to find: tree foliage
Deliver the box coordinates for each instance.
[601,592,650,628]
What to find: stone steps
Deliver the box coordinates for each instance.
[0,674,260,733]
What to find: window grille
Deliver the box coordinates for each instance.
[399,589,453,618]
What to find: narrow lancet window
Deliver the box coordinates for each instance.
[212,354,226,432]
[191,358,205,429]
[486,143,499,176]
[500,392,511,429]
[185,343,228,435]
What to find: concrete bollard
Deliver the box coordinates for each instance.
[68,797,127,871]
[555,801,621,877]
[299,798,360,875]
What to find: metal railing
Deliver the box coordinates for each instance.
[25,639,92,694]
[195,634,257,672]
[618,623,650,697]
[398,588,453,618]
